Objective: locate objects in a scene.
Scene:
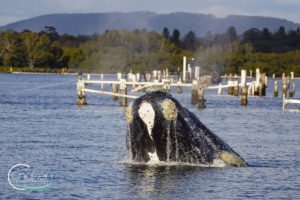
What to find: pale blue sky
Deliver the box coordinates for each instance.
[0,0,300,26]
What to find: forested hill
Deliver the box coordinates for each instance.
[1,12,300,36]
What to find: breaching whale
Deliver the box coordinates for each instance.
[125,90,247,167]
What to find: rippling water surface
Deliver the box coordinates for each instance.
[0,73,299,199]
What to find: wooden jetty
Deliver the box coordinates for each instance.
[76,56,297,111]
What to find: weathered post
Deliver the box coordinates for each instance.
[272,73,275,81]
[261,73,266,95]
[229,73,232,81]
[287,76,290,89]
[120,79,127,106]
[86,74,91,85]
[163,70,166,79]
[248,83,252,96]
[183,56,187,82]
[152,70,157,80]
[188,64,192,80]
[136,73,141,82]
[195,66,200,79]
[145,73,151,82]
[228,80,234,95]
[240,69,248,106]
[157,71,162,82]
[132,75,136,89]
[112,83,118,101]
[197,85,206,109]
[258,81,263,97]
[177,79,183,94]
[234,80,239,96]
[282,73,287,97]
[218,83,222,95]
[191,80,198,105]
[77,77,87,105]
[293,81,296,96]
[101,74,104,91]
[274,81,278,97]
[117,73,122,81]
[163,79,171,93]
[250,70,253,78]
[254,68,261,96]
[225,74,228,81]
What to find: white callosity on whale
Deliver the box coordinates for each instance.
[125,91,247,167]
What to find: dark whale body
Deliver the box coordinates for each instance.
[125,91,247,167]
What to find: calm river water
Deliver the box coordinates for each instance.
[0,73,299,199]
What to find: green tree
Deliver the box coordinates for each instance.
[0,31,23,67]
[20,32,51,68]
[171,29,180,43]
[162,27,169,39]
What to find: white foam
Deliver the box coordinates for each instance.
[148,151,160,163]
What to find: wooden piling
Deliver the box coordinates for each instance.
[183,56,187,82]
[218,83,222,95]
[274,81,278,97]
[225,74,227,81]
[191,80,198,105]
[86,74,91,85]
[282,84,287,97]
[131,75,136,89]
[261,73,266,95]
[157,71,162,82]
[112,83,118,101]
[120,79,127,106]
[282,73,287,97]
[272,73,275,81]
[117,73,122,81]
[152,70,158,80]
[250,70,253,78]
[287,76,290,89]
[136,73,141,82]
[293,81,295,96]
[240,70,248,106]
[101,74,104,91]
[77,77,87,105]
[229,73,232,81]
[145,73,151,82]
[197,86,206,109]
[163,79,171,93]
[177,79,183,94]
[234,80,239,96]
[228,80,234,95]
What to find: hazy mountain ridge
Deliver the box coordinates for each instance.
[1,12,299,36]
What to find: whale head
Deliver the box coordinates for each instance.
[125,91,247,167]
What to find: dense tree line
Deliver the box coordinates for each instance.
[0,25,299,76]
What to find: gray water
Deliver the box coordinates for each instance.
[0,73,299,200]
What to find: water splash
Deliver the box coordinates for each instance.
[127,125,133,160]
[174,120,179,162]
[166,122,171,162]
